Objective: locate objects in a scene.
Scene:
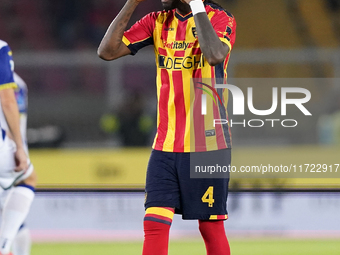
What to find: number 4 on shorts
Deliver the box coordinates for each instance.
[202,186,214,207]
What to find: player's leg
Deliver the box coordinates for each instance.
[177,149,231,255]
[199,220,230,255]
[143,150,180,255]
[143,207,175,255]
[11,224,31,255]
[0,168,36,255]
[0,189,31,255]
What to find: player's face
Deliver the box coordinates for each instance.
[161,0,181,11]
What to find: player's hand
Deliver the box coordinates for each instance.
[14,147,28,172]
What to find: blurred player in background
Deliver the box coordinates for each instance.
[98,0,236,254]
[0,73,32,255]
[0,40,36,255]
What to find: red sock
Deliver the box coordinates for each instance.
[142,207,175,255]
[199,220,230,255]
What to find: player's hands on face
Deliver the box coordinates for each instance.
[14,147,28,172]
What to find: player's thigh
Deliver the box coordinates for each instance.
[0,145,35,189]
[0,148,17,189]
[177,149,231,220]
[16,167,37,187]
[145,150,180,209]
[0,146,16,171]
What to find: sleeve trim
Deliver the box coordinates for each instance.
[122,36,131,47]
[123,35,153,45]
[0,82,17,91]
[123,36,153,55]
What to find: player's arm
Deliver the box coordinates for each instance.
[182,0,230,66]
[97,0,145,61]
[0,88,28,171]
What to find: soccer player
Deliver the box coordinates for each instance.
[0,72,33,255]
[98,0,236,255]
[0,40,36,255]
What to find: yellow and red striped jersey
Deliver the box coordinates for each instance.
[123,1,236,152]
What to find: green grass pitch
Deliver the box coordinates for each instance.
[31,239,340,255]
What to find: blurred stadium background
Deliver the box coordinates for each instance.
[1,0,340,254]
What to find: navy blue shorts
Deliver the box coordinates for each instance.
[145,149,231,220]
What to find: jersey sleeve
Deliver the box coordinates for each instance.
[0,44,16,91]
[210,10,236,52]
[123,12,157,55]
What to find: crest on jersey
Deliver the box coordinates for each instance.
[192,27,198,38]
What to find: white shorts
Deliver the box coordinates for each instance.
[0,137,33,190]
[0,188,9,211]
